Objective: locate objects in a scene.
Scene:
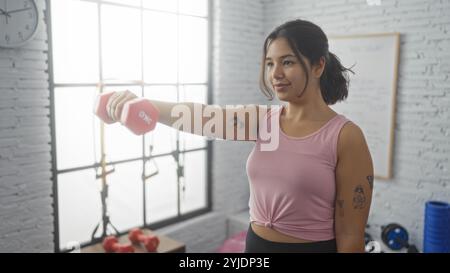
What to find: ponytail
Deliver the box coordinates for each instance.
[320,52,354,105]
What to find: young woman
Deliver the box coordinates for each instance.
[105,19,373,253]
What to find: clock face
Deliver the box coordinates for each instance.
[0,0,39,48]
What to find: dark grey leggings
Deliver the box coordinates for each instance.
[244,224,337,253]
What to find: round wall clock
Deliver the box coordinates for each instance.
[0,0,39,48]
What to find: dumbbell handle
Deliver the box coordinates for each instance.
[94,92,160,135]
[112,243,134,253]
[129,230,152,243]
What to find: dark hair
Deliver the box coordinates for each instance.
[259,19,354,105]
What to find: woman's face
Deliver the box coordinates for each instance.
[265,37,311,102]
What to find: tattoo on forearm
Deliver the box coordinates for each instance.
[367,175,374,190]
[231,116,245,129]
[352,185,366,209]
[337,199,345,217]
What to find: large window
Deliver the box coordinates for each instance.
[48,0,211,252]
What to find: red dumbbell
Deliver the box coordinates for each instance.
[128,228,160,252]
[102,236,135,253]
[93,91,116,124]
[93,91,160,135]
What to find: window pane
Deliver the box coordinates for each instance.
[55,87,99,170]
[51,0,99,83]
[144,86,177,156]
[143,11,178,83]
[181,150,207,214]
[179,16,208,84]
[142,0,177,12]
[179,0,208,17]
[58,169,101,250]
[146,155,178,224]
[103,0,141,7]
[179,85,207,104]
[102,86,143,162]
[179,85,207,151]
[101,4,142,81]
[108,161,143,232]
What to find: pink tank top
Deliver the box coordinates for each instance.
[246,105,352,241]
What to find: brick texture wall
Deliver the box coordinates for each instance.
[0,0,54,252]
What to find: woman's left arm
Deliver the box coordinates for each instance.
[334,123,374,253]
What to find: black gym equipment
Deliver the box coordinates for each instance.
[364,231,376,253]
[364,224,384,253]
[381,223,419,253]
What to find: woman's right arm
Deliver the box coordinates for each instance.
[106,90,269,141]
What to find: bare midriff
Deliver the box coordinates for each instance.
[250,222,315,243]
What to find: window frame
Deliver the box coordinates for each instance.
[46,0,213,252]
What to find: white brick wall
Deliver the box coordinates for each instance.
[263,0,450,251]
[0,0,53,252]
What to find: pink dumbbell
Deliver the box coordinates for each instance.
[94,92,160,135]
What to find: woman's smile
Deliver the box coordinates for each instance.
[274,83,291,92]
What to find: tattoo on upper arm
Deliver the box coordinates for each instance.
[367,175,374,190]
[352,185,366,209]
[337,199,345,217]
